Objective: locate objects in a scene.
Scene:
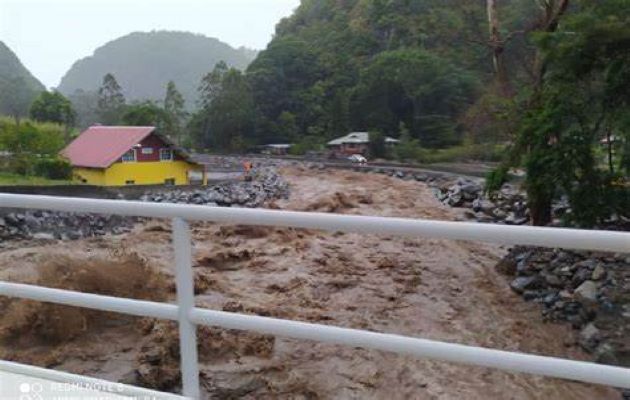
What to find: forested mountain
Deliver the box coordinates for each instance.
[57,31,255,107]
[0,41,45,119]
[243,0,537,146]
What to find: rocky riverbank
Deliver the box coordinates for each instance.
[0,168,289,243]
[499,246,630,398]
[139,167,289,207]
[302,161,533,225]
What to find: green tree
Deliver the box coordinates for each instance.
[191,66,255,152]
[368,131,386,158]
[121,101,168,128]
[247,37,323,143]
[277,111,299,142]
[499,0,630,227]
[395,122,421,161]
[97,73,126,125]
[29,91,76,141]
[0,76,37,125]
[163,81,187,145]
[352,49,477,147]
[30,91,76,125]
[67,89,99,129]
[197,61,228,110]
[0,118,66,175]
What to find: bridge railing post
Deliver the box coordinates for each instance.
[172,217,200,399]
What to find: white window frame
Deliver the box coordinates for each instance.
[141,147,154,155]
[160,148,174,161]
[121,149,136,162]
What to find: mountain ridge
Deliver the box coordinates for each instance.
[58,30,256,107]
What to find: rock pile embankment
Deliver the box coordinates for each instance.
[0,168,289,243]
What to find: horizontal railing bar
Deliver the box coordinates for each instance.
[1,194,628,253]
[0,281,179,320]
[1,281,629,389]
[190,308,630,389]
[0,360,187,400]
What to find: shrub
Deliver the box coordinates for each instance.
[7,154,35,175]
[395,143,506,164]
[34,157,73,180]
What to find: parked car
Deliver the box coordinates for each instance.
[348,154,367,164]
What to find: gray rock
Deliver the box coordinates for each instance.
[578,323,600,351]
[510,276,539,294]
[32,232,55,241]
[447,193,463,207]
[460,182,482,195]
[414,174,428,182]
[572,267,593,287]
[574,280,598,303]
[591,265,606,281]
[543,273,562,287]
[504,213,518,225]
[4,213,21,227]
[66,230,82,240]
[492,209,507,220]
[593,343,618,364]
[543,292,559,307]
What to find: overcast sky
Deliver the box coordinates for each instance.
[0,0,300,89]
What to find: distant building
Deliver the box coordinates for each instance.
[327,132,370,157]
[62,126,205,186]
[327,132,400,158]
[261,144,292,156]
[385,137,401,147]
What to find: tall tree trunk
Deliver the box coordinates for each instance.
[487,0,512,96]
[606,126,614,174]
[525,0,570,226]
[530,193,553,226]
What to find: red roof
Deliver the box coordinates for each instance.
[62,126,156,168]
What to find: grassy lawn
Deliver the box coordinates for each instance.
[0,172,76,186]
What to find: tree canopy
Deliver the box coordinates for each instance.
[97,73,126,125]
[30,91,76,127]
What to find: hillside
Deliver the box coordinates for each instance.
[58,31,255,107]
[0,41,45,117]
[244,0,534,146]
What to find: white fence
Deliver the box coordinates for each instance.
[0,193,629,399]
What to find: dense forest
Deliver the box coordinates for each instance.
[191,0,546,150]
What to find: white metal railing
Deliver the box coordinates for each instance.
[0,193,629,399]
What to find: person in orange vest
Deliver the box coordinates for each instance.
[243,161,253,181]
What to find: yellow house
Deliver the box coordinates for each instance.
[62,125,205,186]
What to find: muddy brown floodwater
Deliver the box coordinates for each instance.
[0,167,620,399]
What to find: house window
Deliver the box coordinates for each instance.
[160,149,173,161]
[122,149,136,162]
[141,147,154,155]
[125,180,135,185]
[164,178,176,186]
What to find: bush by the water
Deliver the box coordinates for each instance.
[0,117,69,181]
[33,157,73,180]
[393,142,505,164]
